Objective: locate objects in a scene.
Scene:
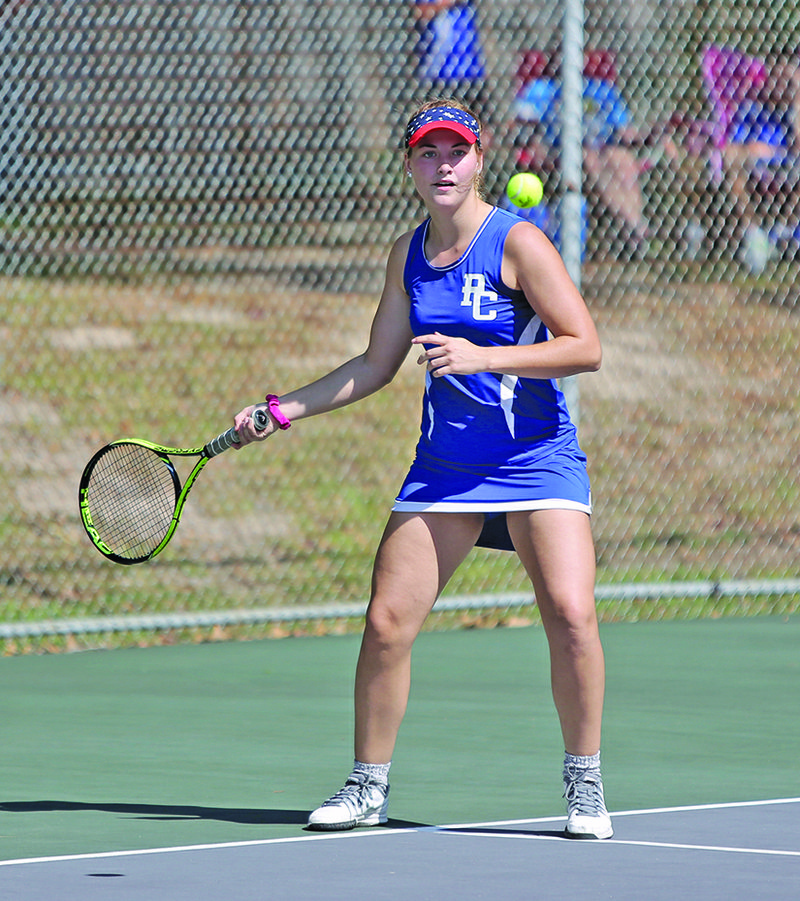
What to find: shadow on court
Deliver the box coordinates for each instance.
[0,800,429,830]
[1,800,310,825]
[442,825,569,839]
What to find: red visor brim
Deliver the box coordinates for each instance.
[407,120,479,147]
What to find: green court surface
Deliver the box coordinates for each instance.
[2,615,798,862]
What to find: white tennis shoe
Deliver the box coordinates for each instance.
[307,773,390,831]
[563,766,614,840]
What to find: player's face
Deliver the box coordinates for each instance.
[407,130,482,206]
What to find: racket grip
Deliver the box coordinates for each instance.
[205,428,240,457]
[204,408,271,457]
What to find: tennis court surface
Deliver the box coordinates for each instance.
[3,616,799,899]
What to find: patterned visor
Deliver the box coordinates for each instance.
[405,107,481,148]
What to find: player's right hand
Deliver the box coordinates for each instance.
[233,405,276,446]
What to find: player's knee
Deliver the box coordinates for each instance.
[544,594,599,641]
[364,597,418,652]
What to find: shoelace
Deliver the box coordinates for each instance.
[322,776,386,812]
[563,767,606,816]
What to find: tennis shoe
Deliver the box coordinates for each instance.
[563,766,613,840]
[307,773,389,831]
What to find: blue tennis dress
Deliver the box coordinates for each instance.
[393,207,591,547]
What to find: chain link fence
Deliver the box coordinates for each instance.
[2,0,799,652]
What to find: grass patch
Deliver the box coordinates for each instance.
[2,260,800,650]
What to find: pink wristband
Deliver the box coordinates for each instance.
[265,394,291,430]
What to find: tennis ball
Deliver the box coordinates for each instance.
[506,172,544,208]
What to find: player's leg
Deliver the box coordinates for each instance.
[355,510,483,763]
[507,508,612,839]
[722,140,778,273]
[307,510,483,831]
[508,509,603,753]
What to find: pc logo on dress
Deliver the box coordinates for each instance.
[461,273,498,321]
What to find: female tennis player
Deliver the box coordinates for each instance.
[234,99,612,840]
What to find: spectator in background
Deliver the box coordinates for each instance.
[714,50,800,272]
[413,1,488,125]
[511,49,678,258]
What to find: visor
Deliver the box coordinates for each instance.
[405,107,481,148]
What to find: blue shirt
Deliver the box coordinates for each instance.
[402,207,576,468]
[514,76,631,147]
[415,0,485,81]
[730,99,791,148]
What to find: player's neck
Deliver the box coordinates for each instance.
[425,197,493,266]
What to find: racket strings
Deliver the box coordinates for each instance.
[85,444,179,559]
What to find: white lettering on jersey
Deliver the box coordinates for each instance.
[461,274,497,321]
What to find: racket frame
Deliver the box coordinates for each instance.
[79,412,267,565]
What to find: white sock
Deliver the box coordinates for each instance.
[564,751,601,774]
[352,759,391,785]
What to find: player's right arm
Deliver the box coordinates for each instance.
[235,232,414,442]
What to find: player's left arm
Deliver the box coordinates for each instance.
[415,222,601,380]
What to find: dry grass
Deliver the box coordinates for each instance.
[2,256,799,651]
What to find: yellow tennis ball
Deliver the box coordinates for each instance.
[506,172,544,208]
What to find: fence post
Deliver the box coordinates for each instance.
[560,0,584,427]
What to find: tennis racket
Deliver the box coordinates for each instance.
[78,409,269,565]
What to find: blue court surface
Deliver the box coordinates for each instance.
[1,798,798,900]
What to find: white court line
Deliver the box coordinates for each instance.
[0,827,405,867]
[436,796,800,859]
[438,795,800,830]
[600,839,800,858]
[609,795,800,819]
[0,825,419,868]
[432,830,800,859]
[2,797,798,868]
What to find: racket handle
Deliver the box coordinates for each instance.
[252,408,269,430]
[204,408,271,457]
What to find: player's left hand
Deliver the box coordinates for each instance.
[413,332,488,377]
